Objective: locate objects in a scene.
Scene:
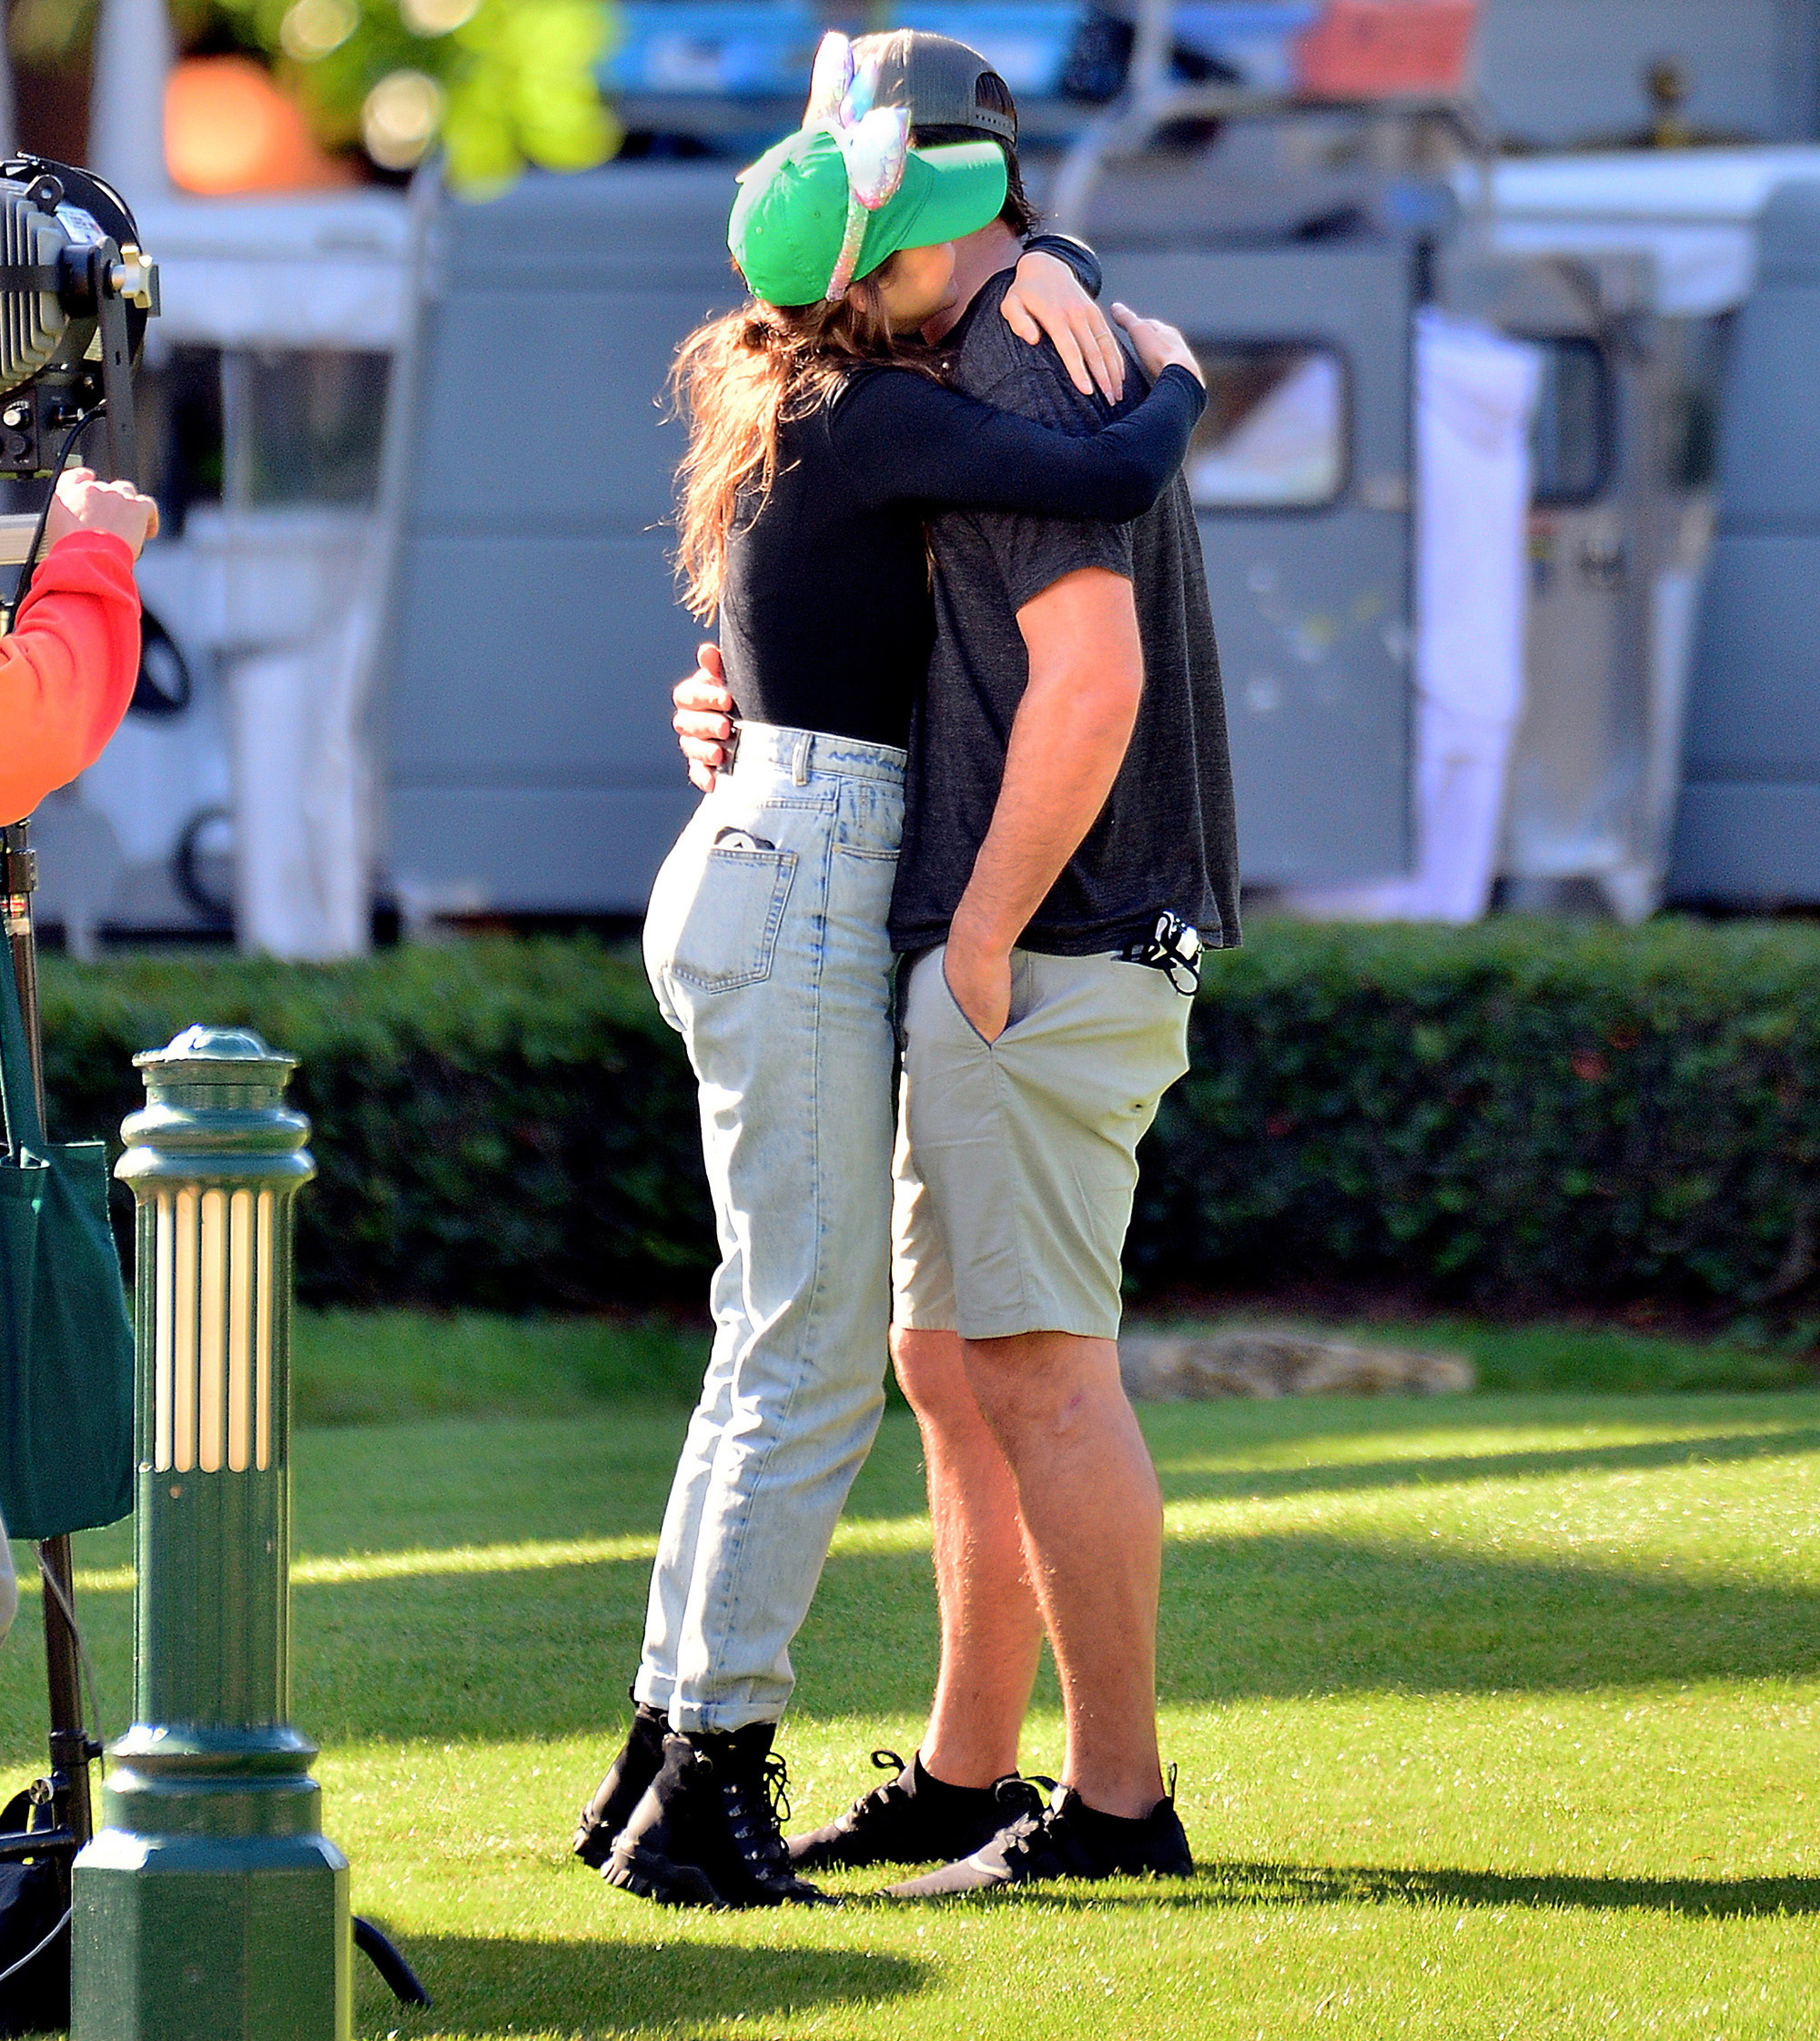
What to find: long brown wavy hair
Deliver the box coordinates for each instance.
[670,265,944,621]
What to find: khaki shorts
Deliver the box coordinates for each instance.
[891,945,1192,1341]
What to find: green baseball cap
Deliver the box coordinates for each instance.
[730,125,1006,309]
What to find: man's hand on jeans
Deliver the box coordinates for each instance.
[45,468,159,559]
[673,642,733,791]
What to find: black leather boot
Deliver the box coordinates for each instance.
[573,1697,670,1868]
[606,1724,828,1907]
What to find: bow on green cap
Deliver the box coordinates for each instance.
[729,33,1006,308]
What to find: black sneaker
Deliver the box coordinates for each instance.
[605,1725,829,1908]
[573,1699,670,1868]
[886,1778,1193,1897]
[790,1750,1046,1871]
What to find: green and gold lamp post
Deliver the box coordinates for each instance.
[70,1026,349,2041]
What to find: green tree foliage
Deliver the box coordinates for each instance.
[223,0,622,189]
[10,0,621,192]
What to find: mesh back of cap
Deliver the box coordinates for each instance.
[854,29,1018,144]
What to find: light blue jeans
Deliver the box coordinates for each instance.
[636,723,905,1733]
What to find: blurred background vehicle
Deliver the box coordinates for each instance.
[18,0,1820,951]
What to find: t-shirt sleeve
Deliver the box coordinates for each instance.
[961,359,1137,610]
[972,499,1136,613]
[948,281,1156,609]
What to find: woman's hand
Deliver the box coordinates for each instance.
[1109,304,1204,389]
[1001,251,1126,403]
[673,642,733,792]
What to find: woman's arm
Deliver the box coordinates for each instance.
[832,354,1206,525]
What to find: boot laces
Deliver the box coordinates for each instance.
[994,1809,1052,1871]
[721,1752,794,1873]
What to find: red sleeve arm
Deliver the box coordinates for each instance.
[0,530,141,825]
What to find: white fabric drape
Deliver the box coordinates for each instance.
[189,509,375,959]
[1288,309,1542,923]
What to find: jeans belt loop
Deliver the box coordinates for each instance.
[792,731,813,786]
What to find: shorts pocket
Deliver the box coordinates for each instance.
[939,962,996,1048]
[665,844,797,993]
[936,948,1032,1050]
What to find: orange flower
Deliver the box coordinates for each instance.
[165,56,357,196]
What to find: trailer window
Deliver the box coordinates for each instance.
[221,349,392,508]
[1187,344,1347,511]
[1529,337,1613,507]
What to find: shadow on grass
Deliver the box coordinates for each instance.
[269,1524,1820,1742]
[21,1531,1820,1754]
[1146,1527,1820,1709]
[354,1931,926,2037]
[891,1861,1820,1919]
[1153,1425,1820,1507]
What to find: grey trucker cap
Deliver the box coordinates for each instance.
[850,28,1019,144]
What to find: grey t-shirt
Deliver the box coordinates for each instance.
[887,268,1241,958]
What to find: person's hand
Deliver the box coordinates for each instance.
[673,642,734,793]
[1108,304,1204,389]
[44,469,159,559]
[942,927,1012,1045]
[1001,252,1126,403]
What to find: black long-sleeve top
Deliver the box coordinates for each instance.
[716,359,1205,750]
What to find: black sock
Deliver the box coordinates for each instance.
[912,1753,999,1805]
[1066,1793,1159,1847]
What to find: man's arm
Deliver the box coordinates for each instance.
[943,566,1143,1041]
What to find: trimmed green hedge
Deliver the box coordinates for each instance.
[1137,916,1820,1311]
[39,941,713,1308]
[34,920,1820,1312]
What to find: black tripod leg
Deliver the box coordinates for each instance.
[352,1916,431,2008]
[2,823,95,1870]
[37,1538,94,1852]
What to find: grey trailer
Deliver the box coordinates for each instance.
[374,148,1431,914]
[377,167,743,920]
[1670,179,1820,904]
[1091,224,1421,886]
[1443,248,1710,920]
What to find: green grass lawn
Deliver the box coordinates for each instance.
[283,1306,1817,1428]
[5,1321,1820,2036]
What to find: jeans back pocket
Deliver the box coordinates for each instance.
[662,842,798,993]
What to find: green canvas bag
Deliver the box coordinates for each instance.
[0,937,133,1542]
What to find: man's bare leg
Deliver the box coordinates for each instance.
[960,1329,1164,1819]
[892,1327,1044,1787]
